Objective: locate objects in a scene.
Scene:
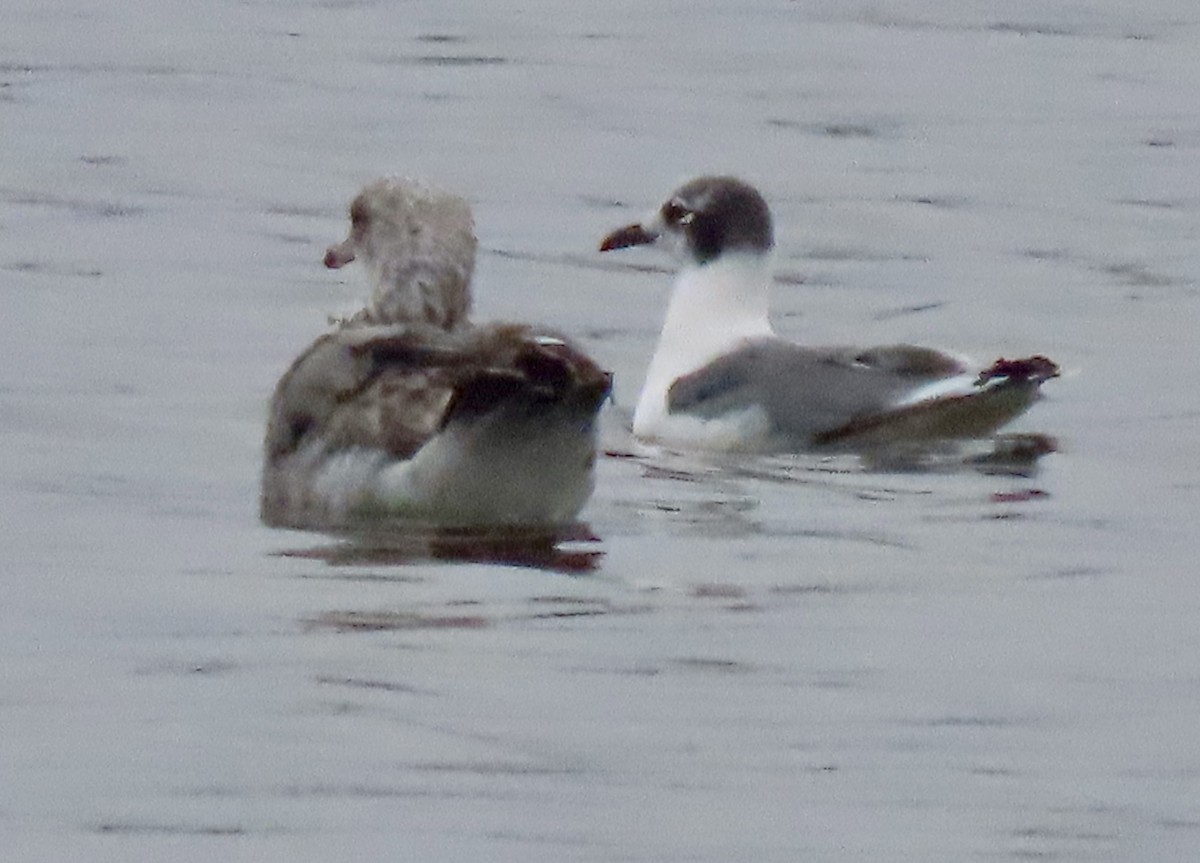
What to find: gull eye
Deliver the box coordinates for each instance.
[661,199,691,226]
[349,200,368,230]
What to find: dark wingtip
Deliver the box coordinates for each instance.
[440,336,613,429]
[599,223,656,252]
[440,372,527,429]
[976,355,1061,386]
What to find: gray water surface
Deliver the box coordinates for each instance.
[3,2,1200,860]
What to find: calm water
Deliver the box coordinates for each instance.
[3,1,1200,860]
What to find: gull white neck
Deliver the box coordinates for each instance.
[635,251,776,433]
[657,251,775,365]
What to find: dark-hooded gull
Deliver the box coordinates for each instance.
[599,175,1058,452]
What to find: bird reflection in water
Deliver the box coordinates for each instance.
[273,521,603,576]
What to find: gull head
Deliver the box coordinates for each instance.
[599,175,774,267]
[325,177,477,329]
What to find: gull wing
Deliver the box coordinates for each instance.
[266,322,611,464]
[666,338,966,442]
[666,337,1054,447]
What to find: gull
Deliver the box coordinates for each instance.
[261,178,610,528]
[599,175,1058,452]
